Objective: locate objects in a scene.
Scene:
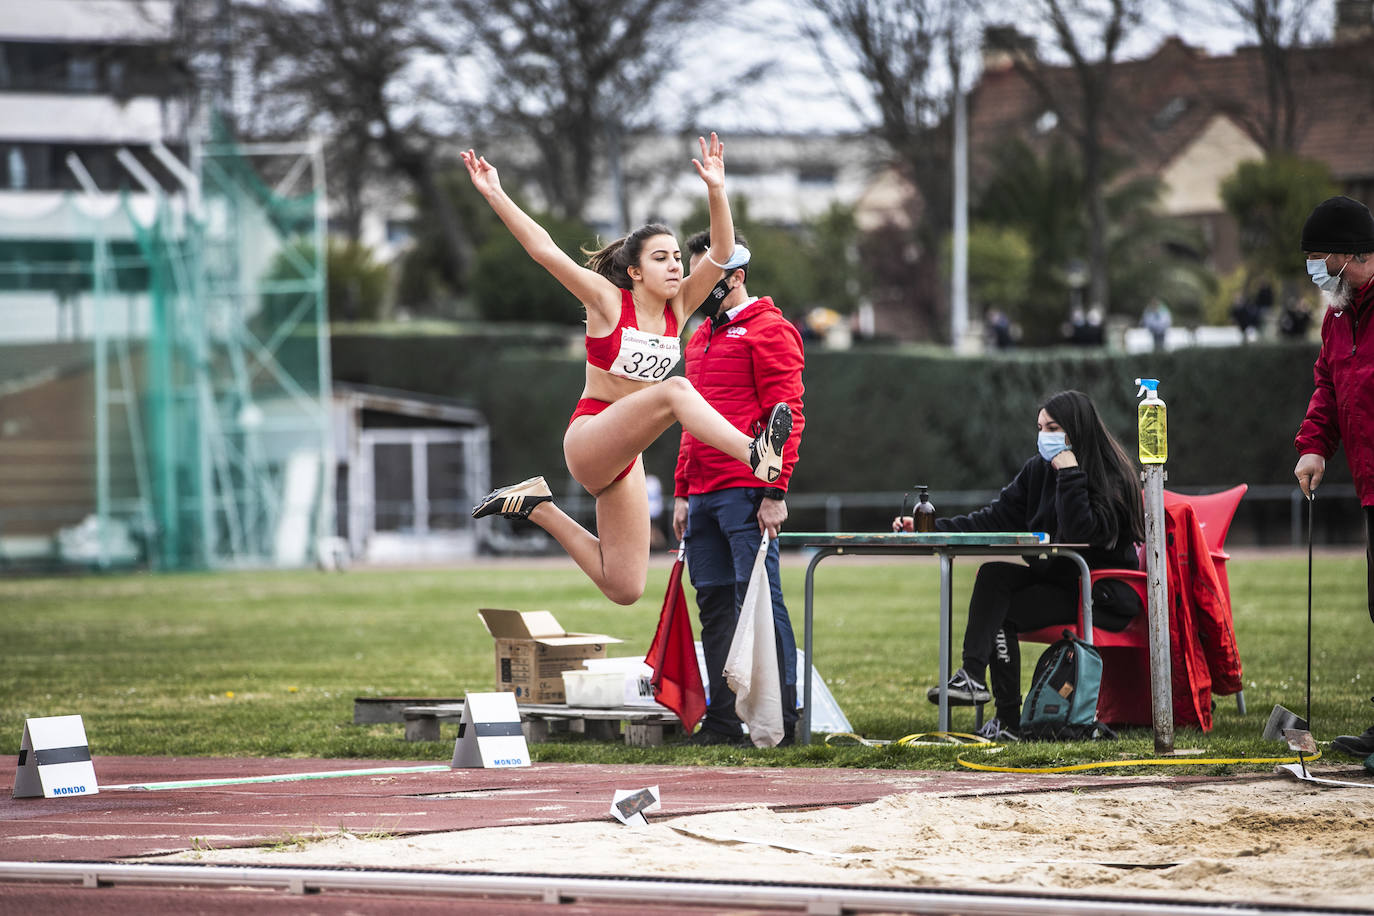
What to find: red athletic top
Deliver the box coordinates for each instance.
[585,289,678,371]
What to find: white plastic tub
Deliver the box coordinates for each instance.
[561,670,625,707]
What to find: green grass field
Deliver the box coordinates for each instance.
[2,551,1369,772]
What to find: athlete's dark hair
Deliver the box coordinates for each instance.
[684,229,749,281]
[1041,389,1146,546]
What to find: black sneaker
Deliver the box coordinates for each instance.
[1330,724,1374,758]
[686,727,748,746]
[976,716,1021,742]
[926,667,992,706]
[471,476,552,520]
[749,403,792,483]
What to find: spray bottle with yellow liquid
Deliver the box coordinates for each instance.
[1135,377,1167,464]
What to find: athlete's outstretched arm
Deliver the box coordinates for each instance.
[677,133,735,318]
[462,149,618,321]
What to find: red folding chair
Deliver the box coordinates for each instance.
[1163,484,1247,606]
[1017,484,1247,724]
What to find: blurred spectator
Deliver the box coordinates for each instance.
[1142,298,1172,350]
[1085,307,1105,345]
[1279,297,1314,340]
[645,473,666,549]
[1066,307,1104,346]
[1231,292,1261,342]
[1066,307,1088,343]
[986,308,1014,350]
[806,307,841,338]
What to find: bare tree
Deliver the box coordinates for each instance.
[993,0,1147,315]
[1200,0,1322,154]
[801,0,954,232]
[205,0,476,289]
[448,0,732,227]
[798,0,964,339]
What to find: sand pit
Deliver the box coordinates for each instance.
[169,764,1374,910]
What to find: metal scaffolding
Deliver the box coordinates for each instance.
[0,130,331,570]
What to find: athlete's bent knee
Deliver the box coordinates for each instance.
[660,375,693,399]
[603,578,646,607]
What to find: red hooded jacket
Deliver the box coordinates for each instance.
[1295,277,1374,505]
[674,296,805,496]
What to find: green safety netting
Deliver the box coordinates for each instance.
[0,131,331,570]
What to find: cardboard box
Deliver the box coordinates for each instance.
[478,609,622,704]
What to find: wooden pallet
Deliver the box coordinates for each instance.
[353,697,465,725]
[392,700,686,746]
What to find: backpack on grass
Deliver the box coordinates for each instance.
[1020,630,1115,740]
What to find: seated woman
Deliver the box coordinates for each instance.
[893,390,1145,740]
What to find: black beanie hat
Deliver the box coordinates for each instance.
[1302,196,1374,254]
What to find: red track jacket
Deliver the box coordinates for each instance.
[674,297,805,497]
[1165,501,1244,731]
[1295,277,1374,506]
[1096,501,1243,731]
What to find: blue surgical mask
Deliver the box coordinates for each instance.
[1038,430,1069,462]
[1307,256,1347,293]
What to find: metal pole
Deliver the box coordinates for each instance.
[950,71,969,349]
[801,549,831,745]
[937,553,953,733]
[1143,465,1173,753]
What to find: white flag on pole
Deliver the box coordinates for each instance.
[724,535,783,747]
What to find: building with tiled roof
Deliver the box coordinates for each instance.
[969,20,1374,274]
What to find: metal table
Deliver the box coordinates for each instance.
[776,532,1093,743]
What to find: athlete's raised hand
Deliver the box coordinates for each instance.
[691,132,726,190]
[462,149,502,198]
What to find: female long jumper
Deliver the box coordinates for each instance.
[464,134,792,605]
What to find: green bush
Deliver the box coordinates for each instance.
[678,197,865,316]
[468,213,598,324]
[1221,155,1339,290]
[260,237,388,327]
[326,238,390,322]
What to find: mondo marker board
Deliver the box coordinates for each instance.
[14,715,98,799]
[451,692,530,769]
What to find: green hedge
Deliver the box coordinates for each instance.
[794,342,1332,493]
[331,332,1338,534]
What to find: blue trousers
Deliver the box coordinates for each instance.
[685,487,798,737]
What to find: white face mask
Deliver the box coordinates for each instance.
[1038,430,1069,462]
[1307,255,1347,293]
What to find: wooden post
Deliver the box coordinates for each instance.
[1143,465,1173,754]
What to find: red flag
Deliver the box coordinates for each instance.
[645,555,706,732]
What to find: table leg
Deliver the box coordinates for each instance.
[938,552,953,733]
[801,548,833,746]
[1063,550,1095,643]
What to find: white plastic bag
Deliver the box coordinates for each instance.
[723,535,784,747]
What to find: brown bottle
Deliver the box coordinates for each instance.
[914,486,936,532]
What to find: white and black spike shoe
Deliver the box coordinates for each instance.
[748,402,792,484]
[471,476,553,520]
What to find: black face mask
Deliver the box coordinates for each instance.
[701,278,733,323]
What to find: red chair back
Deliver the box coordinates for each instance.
[1163,484,1247,555]
[1023,485,1246,644]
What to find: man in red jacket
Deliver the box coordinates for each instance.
[672,231,806,745]
[1294,195,1374,760]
